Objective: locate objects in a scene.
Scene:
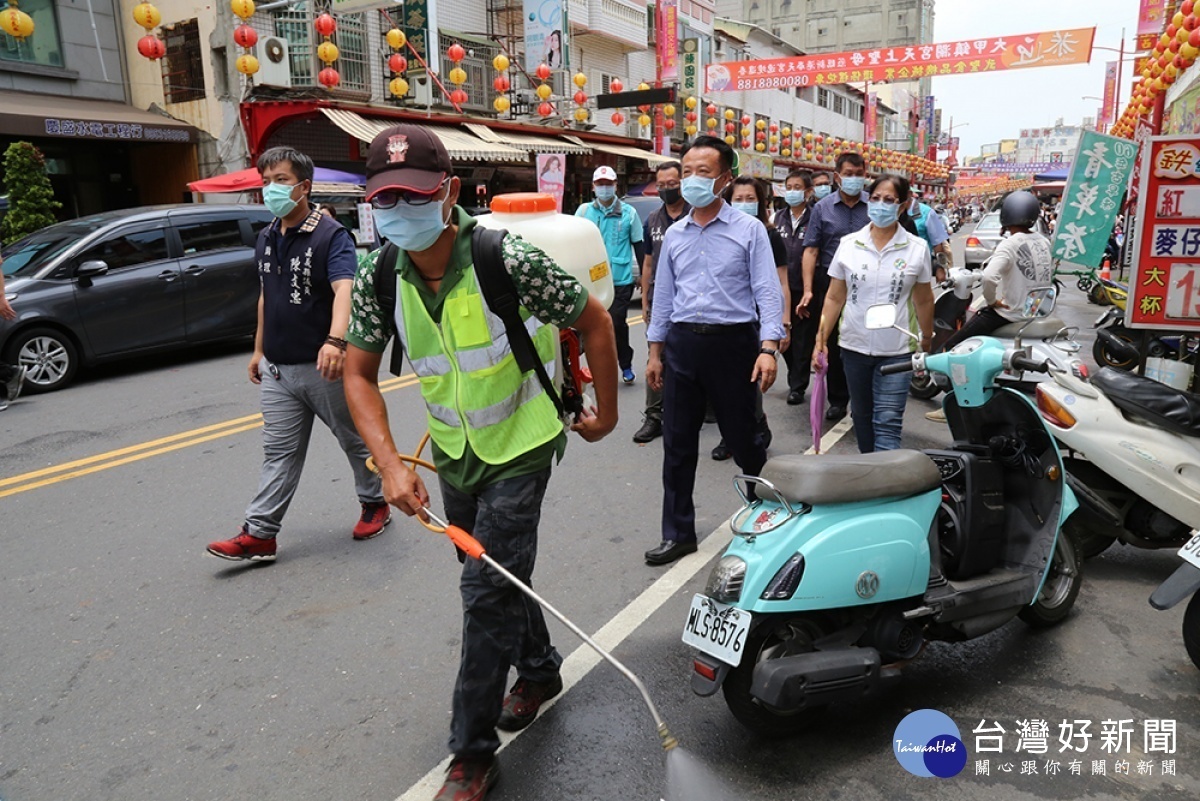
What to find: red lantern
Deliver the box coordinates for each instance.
[574,90,587,104]
[611,111,625,125]
[741,138,750,149]
[233,24,257,48]
[664,118,676,131]
[725,122,735,134]
[1186,0,1195,13]
[756,131,766,141]
[609,78,623,93]
[685,111,697,122]
[318,67,340,87]
[536,63,551,81]
[741,115,750,125]
[769,123,778,133]
[314,13,336,37]
[388,53,407,73]
[493,75,510,92]
[638,104,650,113]
[138,34,165,60]
[538,101,553,117]
[706,103,717,115]
[450,88,468,105]
[447,42,466,63]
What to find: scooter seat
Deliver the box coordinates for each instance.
[990,316,1067,339]
[759,450,942,506]
[1092,367,1200,438]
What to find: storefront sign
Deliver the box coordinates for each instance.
[1052,130,1135,268]
[1127,135,1200,329]
[1165,79,1200,135]
[680,38,700,99]
[705,28,1095,92]
[865,92,878,144]
[738,151,772,179]
[524,0,564,71]
[42,117,193,142]
[1138,0,1167,51]
[658,0,678,82]
[402,0,436,73]
[1101,61,1118,125]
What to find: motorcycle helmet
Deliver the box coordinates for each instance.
[999,191,1041,230]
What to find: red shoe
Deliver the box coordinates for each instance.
[434,756,499,801]
[353,501,392,540]
[496,674,563,731]
[207,527,276,562]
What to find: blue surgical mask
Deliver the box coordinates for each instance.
[840,176,866,196]
[732,201,758,217]
[784,189,806,207]
[373,199,449,252]
[595,185,616,202]
[812,184,832,200]
[681,175,721,208]
[263,182,299,218]
[868,201,901,228]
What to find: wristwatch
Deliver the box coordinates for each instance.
[760,347,778,357]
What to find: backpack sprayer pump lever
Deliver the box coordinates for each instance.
[419,505,678,752]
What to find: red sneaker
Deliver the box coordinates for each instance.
[434,756,499,801]
[496,674,563,731]
[353,501,392,540]
[207,527,276,562]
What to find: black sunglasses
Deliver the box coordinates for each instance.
[370,179,449,209]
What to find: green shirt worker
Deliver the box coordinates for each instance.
[342,124,618,801]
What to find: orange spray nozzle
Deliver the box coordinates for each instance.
[445,524,486,560]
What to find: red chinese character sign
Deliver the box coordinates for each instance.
[705,28,1096,92]
[1127,135,1200,331]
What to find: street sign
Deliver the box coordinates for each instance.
[1126,135,1200,331]
[596,87,676,109]
[1052,130,1136,269]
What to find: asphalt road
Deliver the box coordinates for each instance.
[1,230,1197,801]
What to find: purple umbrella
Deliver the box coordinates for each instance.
[810,351,828,454]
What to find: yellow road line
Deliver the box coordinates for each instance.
[0,372,420,498]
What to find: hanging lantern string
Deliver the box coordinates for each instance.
[376,8,462,113]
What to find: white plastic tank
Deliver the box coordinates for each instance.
[475,193,614,310]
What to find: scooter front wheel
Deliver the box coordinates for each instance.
[908,372,942,400]
[1019,534,1083,628]
[722,615,829,737]
[1183,592,1200,671]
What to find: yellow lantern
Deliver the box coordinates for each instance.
[317,41,339,64]
[494,95,511,112]
[755,119,766,130]
[724,108,735,120]
[574,107,589,122]
[724,135,735,145]
[390,76,409,96]
[230,0,255,20]
[637,81,650,91]
[387,28,406,50]
[755,142,765,152]
[449,67,467,85]
[782,148,791,157]
[573,72,587,88]
[0,6,34,39]
[236,54,260,75]
[133,2,161,30]
[686,124,697,136]
[663,103,675,117]
[781,126,791,137]
[493,53,510,72]
[706,117,718,129]
[536,83,552,100]
[639,113,651,127]
[685,96,698,110]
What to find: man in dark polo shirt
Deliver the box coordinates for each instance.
[795,152,868,421]
[633,160,688,443]
[206,146,388,562]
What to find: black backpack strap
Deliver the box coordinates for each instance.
[373,242,405,376]
[471,226,565,418]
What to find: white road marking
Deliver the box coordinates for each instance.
[395,413,853,799]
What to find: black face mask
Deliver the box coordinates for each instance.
[659,187,682,206]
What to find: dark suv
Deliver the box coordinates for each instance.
[1,204,274,392]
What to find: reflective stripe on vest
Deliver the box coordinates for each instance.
[394,264,561,464]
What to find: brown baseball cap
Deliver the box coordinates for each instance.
[365,123,452,200]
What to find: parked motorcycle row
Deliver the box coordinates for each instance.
[680,286,1200,736]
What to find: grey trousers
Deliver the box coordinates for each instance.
[244,359,383,538]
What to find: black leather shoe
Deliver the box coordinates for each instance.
[645,540,698,565]
[825,405,847,421]
[711,440,732,461]
[632,417,663,443]
[786,390,805,405]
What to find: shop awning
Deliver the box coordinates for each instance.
[563,135,674,165]
[0,90,198,143]
[188,166,365,193]
[320,108,527,162]
[462,123,591,154]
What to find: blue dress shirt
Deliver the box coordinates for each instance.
[646,201,785,343]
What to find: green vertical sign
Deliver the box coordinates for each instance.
[1051,130,1138,267]
[404,0,430,75]
[681,38,700,99]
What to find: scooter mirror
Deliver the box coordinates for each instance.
[864,303,898,330]
[1022,286,1057,318]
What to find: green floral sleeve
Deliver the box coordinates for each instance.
[346,248,389,353]
[501,234,589,328]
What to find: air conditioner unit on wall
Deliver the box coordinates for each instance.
[411,75,435,106]
[257,37,292,88]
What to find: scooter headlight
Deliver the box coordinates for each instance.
[761,553,805,601]
[706,556,747,603]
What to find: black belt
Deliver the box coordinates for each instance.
[676,321,757,335]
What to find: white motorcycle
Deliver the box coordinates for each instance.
[1035,365,1200,559]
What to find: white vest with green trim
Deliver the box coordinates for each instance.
[396,264,561,464]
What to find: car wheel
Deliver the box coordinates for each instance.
[5,327,80,393]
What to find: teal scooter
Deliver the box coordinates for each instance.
[684,289,1082,736]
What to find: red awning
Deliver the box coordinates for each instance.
[187,168,264,193]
